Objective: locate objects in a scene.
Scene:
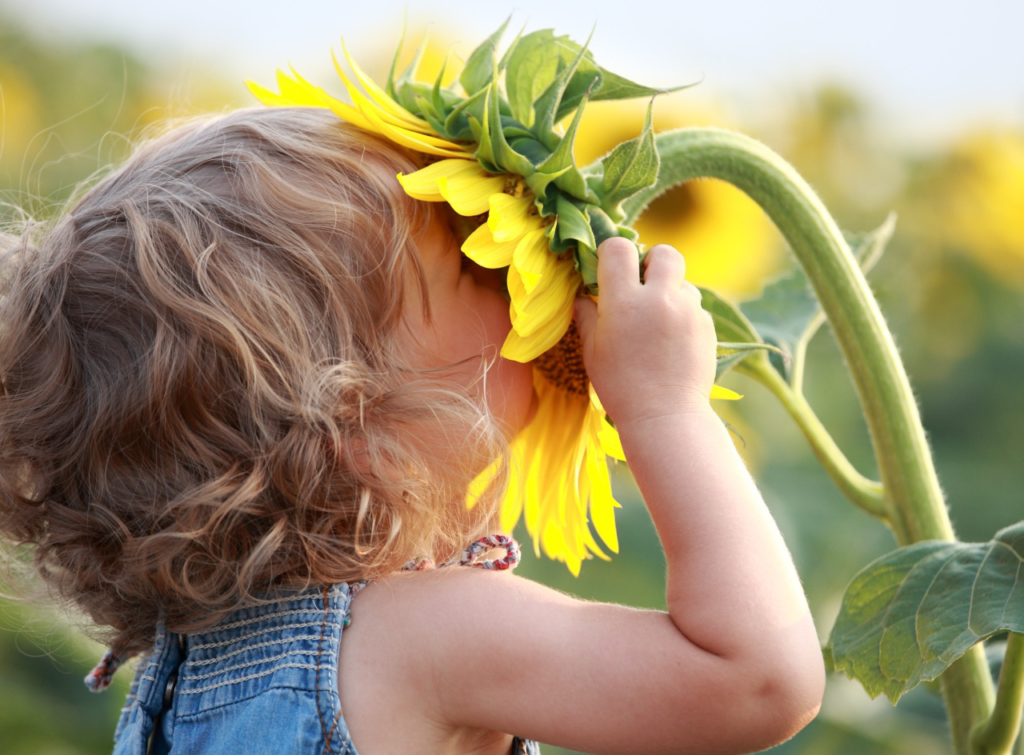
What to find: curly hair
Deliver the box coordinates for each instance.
[0,107,508,656]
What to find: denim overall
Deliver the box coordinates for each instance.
[111,582,541,754]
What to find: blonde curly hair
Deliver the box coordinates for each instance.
[0,107,508,656]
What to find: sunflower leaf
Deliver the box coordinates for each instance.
[715,342,782,380]
[536,90,597,203]
[391,31,429,111]
[591,68,699,104]
[413,96,448,137]
[510,136,552,166]
[601,99,660,221]
[506,30,596,131]
[487,74,535,176]
[699,288,762,345]
[431,52,451,116]
[468,113,499,174]
[459,16,511,96]
[555,194,596,252]
[444,88,487,138]
[741,213,896,381]
[827,520,1024,704]
[385,23,408,101]
[526,167,570,202]
[532,27,599,141]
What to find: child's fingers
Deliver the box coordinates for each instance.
[642,244,688,289]
[596,237,641,301]
[573,296,598,350]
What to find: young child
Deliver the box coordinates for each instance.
[0,106,824,755]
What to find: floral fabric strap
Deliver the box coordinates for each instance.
[84,535,520,691]
[402,534,521,572]
[84,648,123,693]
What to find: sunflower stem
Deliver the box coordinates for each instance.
[972,634,1024,755]
[629,126,995,754]
[740,358,886,520]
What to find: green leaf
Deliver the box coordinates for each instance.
[716,342,782,380]
[505,29,597,131]
[591,68,697,104]
[555,194,596,252]
[699,288,762,345]
[390,32,429,112]
[443,88,487,139]
[531,27,599,140]
[468,112,498,174]
[525,168,570,202]
[486,73,535,177]
[827,520,1024,703]
[459,16,510,96]
[385,23,408,101]
[505,29,561,127]
[535,90,596,202]
[509,136,551,166]
[740,213,896,380]
[431,52,451,117]
[600,100,660,221]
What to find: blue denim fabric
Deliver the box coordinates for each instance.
[112,583,540,754]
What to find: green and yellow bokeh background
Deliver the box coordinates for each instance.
[2,11,1023,755]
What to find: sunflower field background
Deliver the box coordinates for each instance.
[1,7,1023,755]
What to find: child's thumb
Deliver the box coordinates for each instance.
[573,296,597,347]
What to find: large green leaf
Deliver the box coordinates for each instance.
[827,521,1024,703]
[740,214,896,381]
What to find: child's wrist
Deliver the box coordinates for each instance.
[613,394,717,437]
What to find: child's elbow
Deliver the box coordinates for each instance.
[739,645,826,750]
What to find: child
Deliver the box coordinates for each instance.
[0,106,824,755]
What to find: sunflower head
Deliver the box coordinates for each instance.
[247,24,747,575]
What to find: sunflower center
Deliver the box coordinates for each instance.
[533,321,589,396]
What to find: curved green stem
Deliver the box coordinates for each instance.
[629,127,995,752]
[972,634,1024,755]
[741,358,885,519]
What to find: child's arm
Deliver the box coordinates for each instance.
[339,238,824,755]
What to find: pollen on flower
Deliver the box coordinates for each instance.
[533,320,589,396]
[504,177,527,198]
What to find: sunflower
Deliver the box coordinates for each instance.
[248,27,738,572]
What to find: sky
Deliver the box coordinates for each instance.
[7,0,1024,144]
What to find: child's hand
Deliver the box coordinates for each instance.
[573,238,717,429]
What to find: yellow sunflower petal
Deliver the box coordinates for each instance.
[507,261,578,337]
[585,435,620,553]
[462,223,517,268]
[286,66,377,131]
[488,194,535,243]
[246,79,299,107]
[597,419,626,461]
[465,455,502,510]
[397,159,481,202]
[511,229,560,293]
[276,68,326,106]
[437,173,507,216]
[339,41,434,132]
[348,87,469,156]
[711,384,743,400]
[501,305,574,362]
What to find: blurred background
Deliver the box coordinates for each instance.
[1,2,1022,753]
